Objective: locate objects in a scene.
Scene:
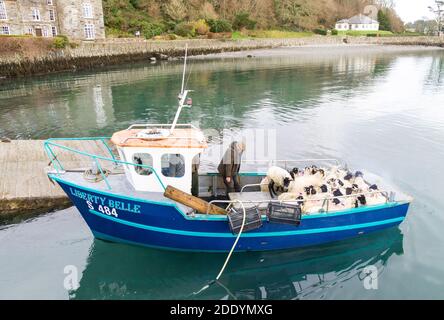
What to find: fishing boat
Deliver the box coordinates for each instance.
[44,48,412,253]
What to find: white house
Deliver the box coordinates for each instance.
[335,14,379,31]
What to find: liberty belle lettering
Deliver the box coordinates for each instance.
[69,187,141,214]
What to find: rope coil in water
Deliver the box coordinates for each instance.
[192,200,247,296]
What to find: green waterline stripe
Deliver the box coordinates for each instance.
[88,209,404,238]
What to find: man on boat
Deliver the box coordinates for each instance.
[218,141,246,196]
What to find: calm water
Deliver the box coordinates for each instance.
[1,45,444,299]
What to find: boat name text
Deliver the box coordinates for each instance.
[69,187,141,214]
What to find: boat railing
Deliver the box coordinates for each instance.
[206,189,392,216]
[43,137,166,191]
[241,158,343,170]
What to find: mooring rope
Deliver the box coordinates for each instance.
[192,200,247,296]
[82,168,111,183]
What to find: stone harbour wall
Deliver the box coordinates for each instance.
[1,36,443,79]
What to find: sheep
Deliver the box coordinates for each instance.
[278,193,324,214]
[266,166,293,198]
[286,170,325,195]
[353,176,368,190]
[289,167,300,179]
[260,176,270,192]
[303,198,325,214]
[324,165,346,181]
[366,189,387,206]
[278,192,301,202]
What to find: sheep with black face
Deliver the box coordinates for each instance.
[265,166,293,198]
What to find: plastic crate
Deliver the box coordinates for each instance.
[228,206,263,234]
[267,202,302,226]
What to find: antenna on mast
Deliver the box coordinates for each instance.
[180,44,188,95]
[170,44,192,135]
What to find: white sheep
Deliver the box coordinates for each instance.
[287,171,325,195]
[266,166,293,198]
[366,191,387,206]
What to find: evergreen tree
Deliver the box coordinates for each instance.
[378,10,392,31]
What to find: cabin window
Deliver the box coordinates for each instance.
[133,153,153,176]
[161,154,185,178]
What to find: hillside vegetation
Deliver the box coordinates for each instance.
[103,0,405,39]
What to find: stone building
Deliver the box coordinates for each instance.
[0,0,105,40]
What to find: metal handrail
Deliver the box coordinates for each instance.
[44,139,166,191]
[205,190,391,216]
[241,158,347,169]
[241,183,267,193]
[241,158,342,167]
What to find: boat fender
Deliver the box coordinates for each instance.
[369,184,378,190]
[338,179,344,187]
[346,187,353,195]
[320,184,328,193]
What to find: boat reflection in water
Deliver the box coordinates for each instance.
[72,227,403,300]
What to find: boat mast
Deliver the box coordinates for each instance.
[170,44,191,135]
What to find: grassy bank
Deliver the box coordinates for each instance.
[337,30,393,37]
[232,30,314,40]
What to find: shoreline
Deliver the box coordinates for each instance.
[1,36,444,79]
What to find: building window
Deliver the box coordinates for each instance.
[0,1,7,20]
[51,26,57,37]
[83,3,93,18]
[32,8,40,21]
[27,27,33,35]
[49,9,55,21]
[84,23,95,39]
[42,27,48,37]
[161,154,185,178]
[47,0,53,5]
[133,154,153,176]
[1,25,9,35]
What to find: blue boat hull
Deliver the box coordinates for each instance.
[53,176,410,252]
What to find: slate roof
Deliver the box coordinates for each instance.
[337,14,379,24]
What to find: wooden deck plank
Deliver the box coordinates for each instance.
[0,140,109,217]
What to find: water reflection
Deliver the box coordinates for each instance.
[72,227,403,300]
[2,47,442,140]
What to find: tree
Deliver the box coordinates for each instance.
[428,1,444,36]
[377,9,391,31]
[163,0,187,22]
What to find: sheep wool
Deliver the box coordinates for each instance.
[287,171,325,194]
[266,166,292,188]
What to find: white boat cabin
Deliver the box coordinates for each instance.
[111,124,207,193]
